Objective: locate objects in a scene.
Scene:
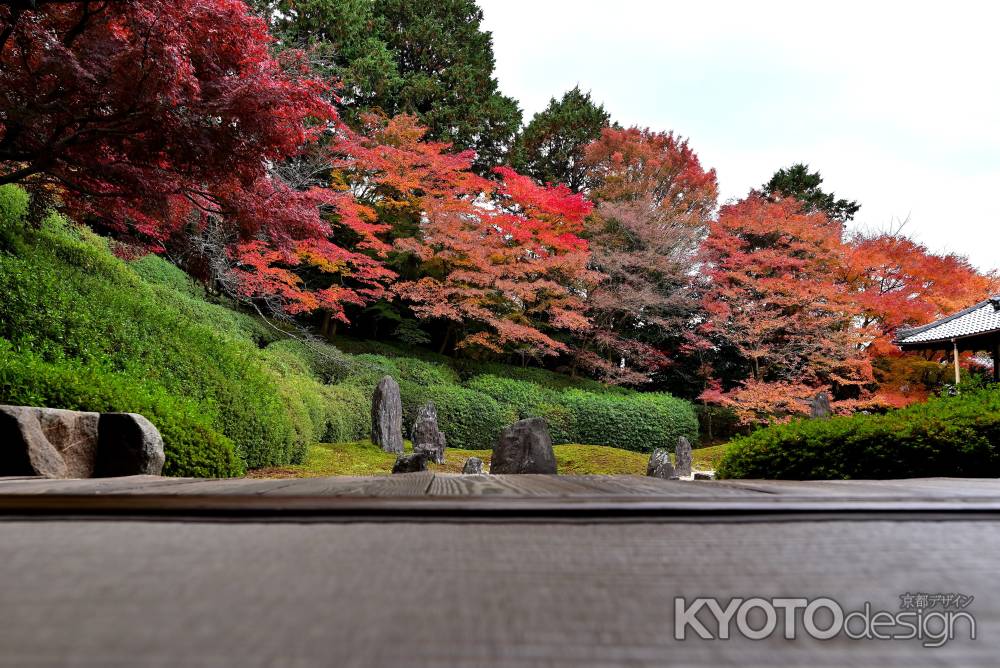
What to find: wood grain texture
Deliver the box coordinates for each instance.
[0,519,994,666]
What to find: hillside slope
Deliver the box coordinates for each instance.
[0,186,697,476]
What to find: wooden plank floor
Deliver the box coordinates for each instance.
[1,475,997,665]
[5,473,1000,498]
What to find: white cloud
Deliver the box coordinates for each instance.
[480,0,1000,271]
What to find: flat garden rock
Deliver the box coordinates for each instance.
[95,413,165,477]
[674,436,692,478]
[490,418,557,474]
[646,448,675,479]
[371,376,404,454]
[392,452,429,474]
[462,457,484,474]
[411,402,446,464]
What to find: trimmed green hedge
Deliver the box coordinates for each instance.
[717,388,1000,479]
[399,380,517,450]
[464,375,697,451]
[559,390,698,452]
[0,343,241,477]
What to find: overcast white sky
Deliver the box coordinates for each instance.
[479,0,1000,271]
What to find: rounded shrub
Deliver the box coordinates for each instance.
[559,390,698,452]
[322,383,371,443]
[717,388,1000,479]
[465,375,554,418]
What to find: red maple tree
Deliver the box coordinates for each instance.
[392,152,599,360]
[0,0,396,318]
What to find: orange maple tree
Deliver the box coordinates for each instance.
[697,194,874,424]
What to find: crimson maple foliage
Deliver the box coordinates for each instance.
[385,143,598,359]
[697,194,873,424]
[0,0,397,317]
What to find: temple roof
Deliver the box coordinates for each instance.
[896,296,1000,347]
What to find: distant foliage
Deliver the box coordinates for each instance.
[718,387,1000,479]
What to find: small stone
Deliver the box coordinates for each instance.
[809,391,832,418]
[646,448,675,479]
[490,418,557,474]
[694,472,715,481]
[462,457,484,474]
[411,401,446,464]
[392,452,429,474]
[674,436,693,478]
[371,376,404,454]
[95,413,165,476]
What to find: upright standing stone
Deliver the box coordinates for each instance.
[371,376,404,454]
[489,418,557,474]
[810,391,832,418]
[462,457,484,474]
[674,436,693,478]
[646,448,675,479]
[411,402,446,464]
[95,413,165,476]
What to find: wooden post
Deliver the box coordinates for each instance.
[953,340,961,386]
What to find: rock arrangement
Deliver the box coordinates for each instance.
[371,376,404,454]
[674,436,693,478]
[489,417,557,474]
[646,448,675,479]
[462,457,484,474]
[392,452,429,474]
[0,405,164,478]
[694,472,715,480]
[411,402,446,464]
[809,391,832,418]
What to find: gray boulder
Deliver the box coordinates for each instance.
[489,418,557,474]
[674,436,693,478]
[646,448,675,479]
[411,402,446,464]
[0,406,71,478]
[392,452,429,474]
[0,405,163,478]
[371,376,404,454]
[810,391,832,418]
[462,457,484,474]
[694,472,715,481]
[95,413,165,476]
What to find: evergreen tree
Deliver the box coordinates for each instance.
[762,163,860,222]
[513,86,611,191]
[258,0,522,173]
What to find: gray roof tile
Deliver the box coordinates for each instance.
[896,296,1000,346]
